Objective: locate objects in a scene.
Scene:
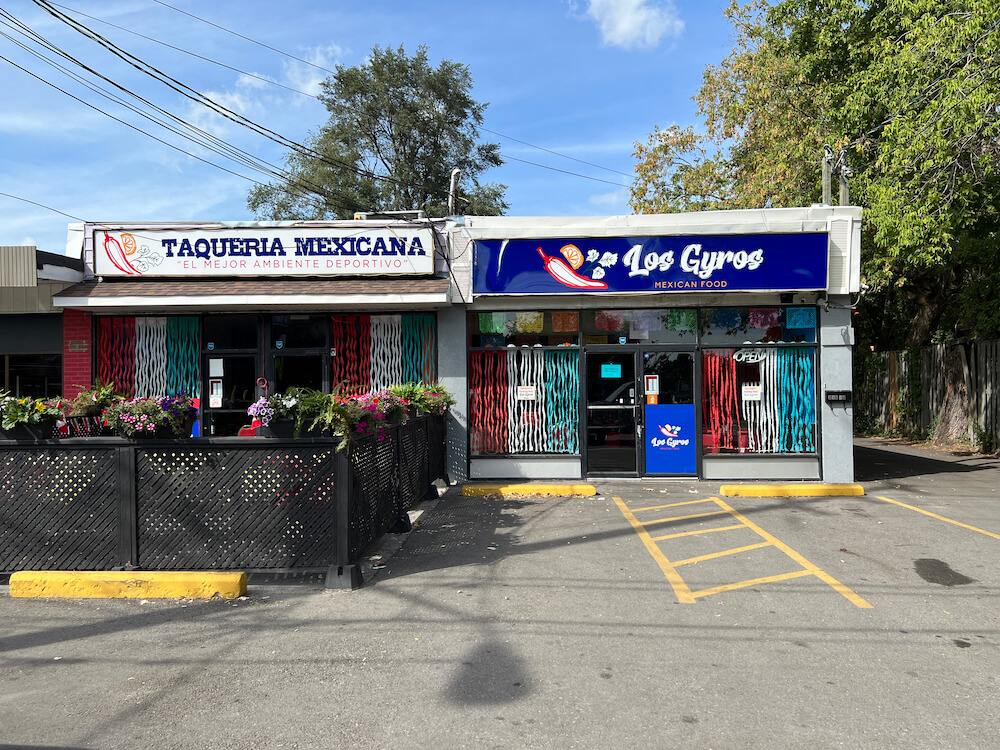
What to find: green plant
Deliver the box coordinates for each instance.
[972,422,996,455]
[418,383,455,414]
[67,380,121,417]
[0,391,64,429]
[103,398,166,436]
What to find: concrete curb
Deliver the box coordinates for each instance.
[719,484,865,498]
[461,483,598,498]
[9,571,247,599]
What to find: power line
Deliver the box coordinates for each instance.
[28,0,426,203]
[0,191,85,221]
[53,1,631,186]
[147,0,338,76]
[0,11,361,216]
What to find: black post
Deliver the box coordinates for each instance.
[115,445,138,569]
[326,443,362,589]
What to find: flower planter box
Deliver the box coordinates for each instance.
[0,419,57,442]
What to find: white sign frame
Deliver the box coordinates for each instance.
[93,226,436,278]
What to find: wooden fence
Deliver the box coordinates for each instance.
[855,339,1000,449]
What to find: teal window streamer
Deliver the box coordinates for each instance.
[401,314,437,384]
[544,350,579,453]
[166,317,200,397]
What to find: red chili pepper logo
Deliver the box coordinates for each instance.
[103,234,141,276]
[537,247,607,289]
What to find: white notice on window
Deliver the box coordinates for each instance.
[516,385,536,401]
[742,384,762,401]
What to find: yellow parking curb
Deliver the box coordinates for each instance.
[462,483,597,498]
[720,484,864,498]
[9,571,247,599]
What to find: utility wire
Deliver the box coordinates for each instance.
[147,0,338,76]
[54,0,630,185]
[29,0,434,203]
[0,191,85,221]
[0,11,359,216]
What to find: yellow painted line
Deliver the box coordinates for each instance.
[644,509,730,526]
[631,498,716,513]
[652,524,747,541]
[720,484,864,497]
[876,496,1000,540]
[692,569,814,599]
[613,496,696,603]
[461,483,596,497]
[673,541,772,567]
[9,571,247,599]
[712,497,872,608]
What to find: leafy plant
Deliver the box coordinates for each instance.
[103,398,166,437]
[103,395,197,437]
[0,391,64,429]
[66,380,121,417]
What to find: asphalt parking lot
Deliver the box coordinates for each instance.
[1,436,998,749]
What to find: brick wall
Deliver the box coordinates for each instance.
[62,309,92,399]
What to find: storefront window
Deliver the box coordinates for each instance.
[583,309,697,345]
[270,315,327,350]
[3,354,61,397]
[699,307,816,344]
[702,347,816,454]
[470,311,580,347]
[203,315,258,351]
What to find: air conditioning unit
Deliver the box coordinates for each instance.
[353,210,427,221]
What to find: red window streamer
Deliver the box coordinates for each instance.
[332,315,371,395]
[470,350,508,454]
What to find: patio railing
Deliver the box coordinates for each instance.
[0,414,446,589]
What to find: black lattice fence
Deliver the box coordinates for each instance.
[0,446,121,571]
[0,415,446,586]
[136,444,338,570]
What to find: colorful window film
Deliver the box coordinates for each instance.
[699,307,817,344]
[469,349,579,455]
[702,348,816,454]
[332,313,437,394]
[469,312,580,347]
[97,316,199,398]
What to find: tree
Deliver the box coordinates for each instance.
[631,0,1000,347]
[248,45,507,219]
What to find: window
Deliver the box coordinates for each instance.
[702,346,816,454]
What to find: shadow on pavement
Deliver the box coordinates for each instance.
[854,440,997,481]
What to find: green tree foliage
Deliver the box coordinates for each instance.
[248,45,507,219]
[632,0,1000,347]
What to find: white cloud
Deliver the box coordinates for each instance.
[283,44,344,99]
[589,187,631,210]
[584,0,684,50]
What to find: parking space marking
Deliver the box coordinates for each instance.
[613,495,873,608]
[876,496,1000,540]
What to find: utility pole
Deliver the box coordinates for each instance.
[822,146,834,205]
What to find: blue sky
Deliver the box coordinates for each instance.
[1,0,735,254]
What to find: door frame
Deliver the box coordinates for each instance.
[582,346,641,477]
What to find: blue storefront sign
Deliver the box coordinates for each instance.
[473,234,828,295]
[644,404,697,474]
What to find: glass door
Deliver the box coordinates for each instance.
[584,348,639,475]
[641,349,698,476]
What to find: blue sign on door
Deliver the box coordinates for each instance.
[644,404,697,474]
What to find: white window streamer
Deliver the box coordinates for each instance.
[369,315,402,392]
[505,348,547,452]
[133,317,168,398]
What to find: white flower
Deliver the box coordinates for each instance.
[586,249,600,262]
[592,267,606,280]
[599,252,618,267]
